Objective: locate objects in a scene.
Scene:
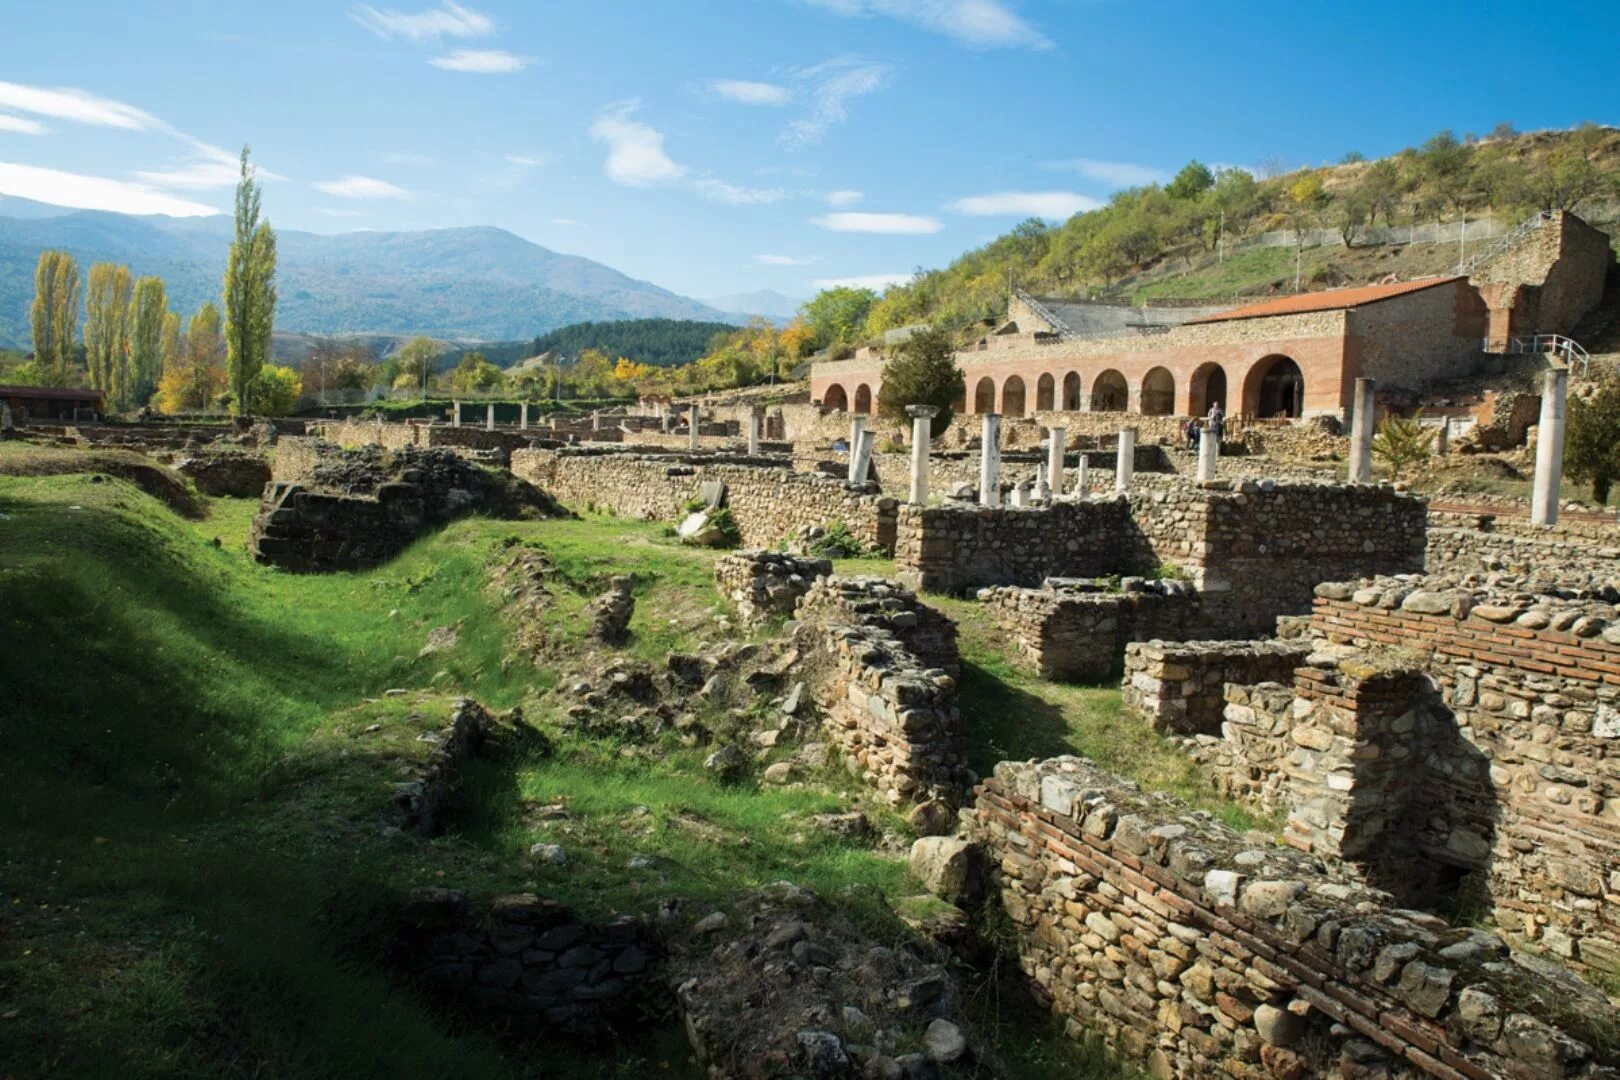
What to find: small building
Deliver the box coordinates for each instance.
[0,384,105,423]
[810,210,1611,423]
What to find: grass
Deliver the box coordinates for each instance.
[0,466,1135,1076]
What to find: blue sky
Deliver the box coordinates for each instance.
[3,0,1618,303]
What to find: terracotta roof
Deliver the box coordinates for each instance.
[0,384,104,401]
[1187,277,1465,324]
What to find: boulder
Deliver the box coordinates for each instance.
[909,837,984,907]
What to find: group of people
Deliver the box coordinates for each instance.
[1183,402,1225,452]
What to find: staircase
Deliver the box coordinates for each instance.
[1012,288,1077,338]
[1457,210,1553,277]
[1501,334,1593,378]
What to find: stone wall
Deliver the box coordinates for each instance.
[1122,638,1313,735]
[977,581,1198,682]
[511,448,900,553]
[317,418,540,464]
[1428,515,1620,574]
[393,887,657,1034]
[795,575,960,677]
[968,756,1620,1079]
[713,550,833,629]
[895,482,1426,640]
[173,449,272,497]
[1346,277,1489,390]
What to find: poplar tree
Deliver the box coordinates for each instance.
[29,250,80,384]
[160,310,182,373]
[127,276,169,408]
[224,147,277,415]
[84,262,134,405]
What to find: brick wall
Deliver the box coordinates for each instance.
[712,550,832,630]
[1346,278,1489,391]
[968,756,1620,1079]
[1122,638,1313,735]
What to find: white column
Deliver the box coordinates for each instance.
[520,402,529,430]
[1074,457,1089,497]
[849,414,867,460]
[1116,427,1137,492]
[907,405,938,505]
[850,429,874,484]
[592,412,601,431]
[1010,481,1029,508]
[1035,463,1051,503]
[979,414,1002,507]
[1197,426,1219,482]
[1046,425,1066,497]
[452,400,461,427]
[661,407,672,434]
[1348,377,1376,483]
[1531,367,1569,526]
[747,411,761,455]
[1436,417,1450,456]
[486,403,495,431]
[688,405,700,450]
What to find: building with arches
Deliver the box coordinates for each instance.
[810,210,1610,424]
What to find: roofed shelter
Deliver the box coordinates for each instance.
[0,385,104,423]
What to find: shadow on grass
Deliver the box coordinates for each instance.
[956,659,1086,778]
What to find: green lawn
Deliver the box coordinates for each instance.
[0,471,1135,1077]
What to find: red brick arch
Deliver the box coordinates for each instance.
[973,376,996,414]
[1036,372,1056,411]
[823,383,848,412]
[1062,371,1083,410]
[1001,375,1027,417]
[853,384,872,414]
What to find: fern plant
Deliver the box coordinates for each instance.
[1370,411,1437,480]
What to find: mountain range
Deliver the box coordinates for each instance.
[0,195,765,350]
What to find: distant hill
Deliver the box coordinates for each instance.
[0,201,742,349]
[526,318,737,368]
[701,288,804,323]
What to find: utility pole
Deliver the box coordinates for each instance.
[1459,213,1467,269]
[1218,209,1226,263]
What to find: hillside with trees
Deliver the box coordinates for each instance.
[858,124,1620,339]
[526,319,740,368]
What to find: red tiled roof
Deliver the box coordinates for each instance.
[0,384,104,402]
[1187,277,1465,324]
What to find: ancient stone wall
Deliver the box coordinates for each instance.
[173,449,272,497]
[511,448,900,552]
[317,418,540,464]
[1474,211,1613,339]
[795,575,959,677]
[968,756,1620,1079]
[394,887,657,1033]
[1346,278,1489,390]
[1122,638,1313,735]
[1284,576,1620,973]
[713,550,833,630]
[978,582,1197,681]
[1428,515,1620,574]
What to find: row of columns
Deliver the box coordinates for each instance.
[905,409,1146,507]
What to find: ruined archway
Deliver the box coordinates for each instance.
[1036,373,1055,412]
[1140,367,1175,416]
[853,384,872,414]
[974,376,996,414]
[1001,375,1027,418]
[823,384,848,412]
[1245,355,1305,419]
[1189,362,1228,417]
[1062,371,1082,411]
[1090,369,1128,412]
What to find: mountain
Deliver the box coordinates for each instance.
[0,204,742,349]
[702,289,804,323]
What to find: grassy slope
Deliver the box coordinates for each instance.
[0,472,1182,1077]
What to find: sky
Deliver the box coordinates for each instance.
[3,0,1619,304]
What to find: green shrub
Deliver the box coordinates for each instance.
[706,507,743,548]
[798,521,865,558]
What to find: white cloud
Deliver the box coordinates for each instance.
[813,272,913,290]
[824,188,862,206]
[803,0,1050,50]
[780,58,890,148]
[756,254,814,266]
[0,114,47,135]
[313,174,410,199]
[551,217,583,227]
[133,140,280,191]
[0,81,162,131]
[691,178,787,205]
[710,79,792,106]
[1047,158,1167,188]
[350,1,492,40]
[506,153,543,166]
[948,190,1102,217]
[383,151,436,166]
[0,161,218,216]
[430,48,529,73]
[589,100,686,188]
[811,211,942,234]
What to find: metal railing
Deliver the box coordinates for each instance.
[1495,333,1592,377]
[1458,210,1553,276]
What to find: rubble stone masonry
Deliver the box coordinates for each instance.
[968,756,1620,1079]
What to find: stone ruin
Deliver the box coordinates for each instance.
[249,443,567,572]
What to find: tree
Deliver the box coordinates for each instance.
[1371,413,1437,479]
[156,302,227,413]
[447,351,505,393]
[127,276,168,408]
[160,311,182,374]
[224,147,277,414]
[1334,190,1372,247]
[30,250,80,384]
[248,364,302,416]
[1566,376,1620,504]
[84,262,134,405]
[876,325,964,439]
[1165,160,1214,201]
[1358,159,1403,226]
[800,286,878,348]
[392,336,442,394]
